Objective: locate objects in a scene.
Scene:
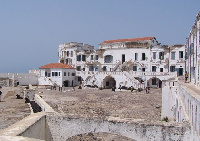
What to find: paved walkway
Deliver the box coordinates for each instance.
[178,78,200,100]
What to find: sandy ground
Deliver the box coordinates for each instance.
[39,87,162,122]
[38,87,162,141]
[0,86,162,140]
[0,87,30,130]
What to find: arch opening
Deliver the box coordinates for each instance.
[103,76,116,89]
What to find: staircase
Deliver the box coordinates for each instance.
[112,61,121,71]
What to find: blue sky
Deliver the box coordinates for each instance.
[0,0,199,73]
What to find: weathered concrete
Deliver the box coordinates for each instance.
[0,112,53,141]
[46,113,191,141]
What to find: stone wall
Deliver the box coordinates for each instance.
[46,113,191,141]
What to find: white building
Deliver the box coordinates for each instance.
[38,63,76,87]
[58,37,185,89]
[185,11,200,85]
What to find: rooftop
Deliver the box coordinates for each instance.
[39,63,74,69]
[102,37,155,44]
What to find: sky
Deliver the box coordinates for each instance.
[0,0,199,73]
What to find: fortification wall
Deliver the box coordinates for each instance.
[46,113,191,141]
[0,112,52,141]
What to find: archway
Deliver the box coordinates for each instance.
[103,76,116,89]
[147,77,162,88]
[63,80,70,87]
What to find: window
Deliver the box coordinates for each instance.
[153,52,156,59]
[152,66,156,72]
[104,55,113,63]
[67,51,69,57]
[133,66,137,71]
[55,72,58,76]
[70,59,72,64]
[48,73,50,77]
[152,78,156,85]
[91,55,93,60]
[64,72,66,76]
[95,65,98,71]
[72,73,75,76]
[45,71,47,77]
[179,51,183,59]
[160,68,163,72]
[135,53,138,60]
[71,51,73,57]
[68,72,70,76]
[77,55,81,61]
[89,66,94,71]
[82,55,86,61]
[66,59,68,64]
[95,55,98,60]
[52,72,55,76]
[142,53,145,60]
[78,77,82,81]
[77,66,81,71]
[171,52,175,60]
[170,66,176,72]
[159,52,164,60]
[142,68,145,72]
[103,66,107,71]
[59,72,60,76]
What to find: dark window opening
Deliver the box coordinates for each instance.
[95,55,98,60]
[142,53,145,60]
[133,66,137,71]
[159,52,164,60]
[104,55,113,63]
[103,66,107,71]
[82,55,86,61]
[52,72,55,76]
[152,66,156,72]
[77,55,81,61]
[160,68,163,72]
[179,51,183,59]
[122,54,125,63]
[170,66,176,72]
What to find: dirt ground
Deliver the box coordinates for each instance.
[39,87,162,122]
[39,87,162,141]
[0,87,30,130]
[0,86,162,140]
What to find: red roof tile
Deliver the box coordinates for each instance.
[39,63,74,69]
[102,37,155,44]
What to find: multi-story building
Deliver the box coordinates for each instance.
[58,37,185,89]
[185,11,200,85]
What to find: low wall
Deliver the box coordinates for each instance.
[34,94,55,112]
[0,112,52,141]
[46,113,191,141]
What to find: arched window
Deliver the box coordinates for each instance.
[104,55,113,63]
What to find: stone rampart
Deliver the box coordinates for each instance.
[46,113,191,141]
[0,112,52,141]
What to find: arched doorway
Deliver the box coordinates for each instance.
[147,77,162,88]
[63,80,70,87]
[103,76,116,89]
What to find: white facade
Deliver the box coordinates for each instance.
[38,63,76,87]
[185,11,200,85]
[58,37,185,89]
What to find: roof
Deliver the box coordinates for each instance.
[102,37,155,44]
[39,63,74,69]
